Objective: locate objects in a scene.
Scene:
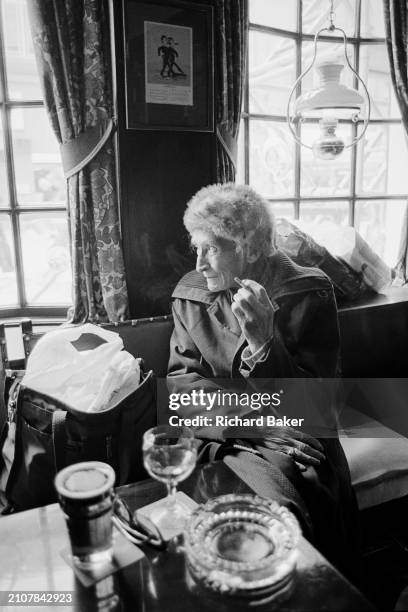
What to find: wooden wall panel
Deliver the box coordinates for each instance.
[339,297,408,377]
[119,130,215,316]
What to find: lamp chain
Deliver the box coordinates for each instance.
[329,0,336,30]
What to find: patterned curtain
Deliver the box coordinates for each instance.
[384,0,408,282]
[215,0,248,182]
[27,0,129,321]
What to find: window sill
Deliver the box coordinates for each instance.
[338,286,408,313]
[0,316,66,327]
[0,306,69,325]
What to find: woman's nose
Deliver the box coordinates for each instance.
[196,249,209,272]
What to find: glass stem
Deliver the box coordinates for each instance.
[166,482,177,509]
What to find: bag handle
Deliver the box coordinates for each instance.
[52,410,67,473]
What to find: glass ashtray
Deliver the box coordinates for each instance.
[185,494,300,599]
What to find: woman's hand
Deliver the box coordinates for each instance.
[238,426,326,471]
[231,278,276,354]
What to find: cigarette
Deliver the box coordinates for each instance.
[234,276,279,312]
[234,277,254,295]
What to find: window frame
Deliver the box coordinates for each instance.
[0,2,69,319]
[240,0,406,227]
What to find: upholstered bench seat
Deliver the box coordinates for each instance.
[340,417,408,510]
[104,317,408,511]
[2,311,408,512]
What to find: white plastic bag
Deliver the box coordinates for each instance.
[22,324,141,412]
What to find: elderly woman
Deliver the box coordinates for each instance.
[167,183,359,579]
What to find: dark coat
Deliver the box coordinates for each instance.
[168,250,340,385]
[167,250,359,580]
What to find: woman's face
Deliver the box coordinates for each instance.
[191,230,246,291]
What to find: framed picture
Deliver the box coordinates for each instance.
[123,0,214,132]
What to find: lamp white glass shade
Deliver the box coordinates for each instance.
[312,117,345,160]
[294,62,364,116]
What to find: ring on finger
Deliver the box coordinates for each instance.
[287,447,296,459]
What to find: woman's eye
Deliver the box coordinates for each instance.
[191,244,218,256]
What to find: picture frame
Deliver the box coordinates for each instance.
[123,0,214,132]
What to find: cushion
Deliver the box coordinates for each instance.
[340,417,408,510]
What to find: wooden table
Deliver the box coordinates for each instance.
[0,462,375,611]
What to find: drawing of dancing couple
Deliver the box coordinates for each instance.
[158,35,186,78]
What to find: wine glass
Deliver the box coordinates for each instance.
[142,425,197,531]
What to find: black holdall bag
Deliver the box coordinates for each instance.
[0,365,156,514]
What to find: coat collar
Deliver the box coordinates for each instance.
[171,269,214,304]
[171,250,326,304]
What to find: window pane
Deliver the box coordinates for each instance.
[249,120,295,198]
[356,124,408,196]
[354,200,406,266]
[360,0,385,38]
[301,41,355,92]
[302,0,356,37]
[0,214,18,305]
[249,32,296,115]
[267,201,295,220]
[300,123,352,197]
[2,0,42,100]
[250,0,297,31]
[299,201,349,225]
[20,213,71,305]
[11,107,65,205]
[236,119,245,184]
[359,44,400,119]
[0,119,9,207]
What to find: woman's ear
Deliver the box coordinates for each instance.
[246,244,262,263]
